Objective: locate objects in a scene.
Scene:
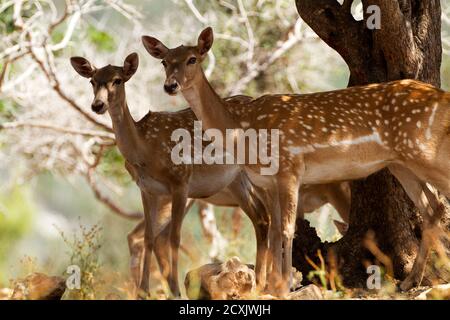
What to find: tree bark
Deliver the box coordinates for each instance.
[293,0,449,287]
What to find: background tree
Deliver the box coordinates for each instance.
[293,0,450,287]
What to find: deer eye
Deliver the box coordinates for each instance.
[113,79,122,85]
[161,60,167,68]
[187,57,197,65]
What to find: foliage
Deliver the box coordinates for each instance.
[87,26,116,52]
[0,6,15,34]
[97,147,130,184]
[58,221,103,300]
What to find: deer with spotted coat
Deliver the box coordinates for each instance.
[70,53,272,297]
[70,53,351,297]
[142,27,450,296]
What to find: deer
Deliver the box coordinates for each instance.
[70,53,351,298]
[70,53,272,298]
[142,27,450,296]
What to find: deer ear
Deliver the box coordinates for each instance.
[197,27,214,56]
[70,57,95,78]
[123,53,139,81]
[142,36,169,59]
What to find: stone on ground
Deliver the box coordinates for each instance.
[185,256,256,300]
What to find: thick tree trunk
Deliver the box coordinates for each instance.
[293,0,449,287]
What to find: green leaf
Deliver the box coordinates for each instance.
[87,26,116,52]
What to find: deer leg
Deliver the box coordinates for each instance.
[226,177,271,292]
[326,183,351,225]
[278,175,300,296]
[153,222,172,290]
[169,185,189,298]
[325,183,351,235]
[253,219,269,292]
[127,220,145,289]
[154,199,193,296]
[265,183,283,295]
[388,165,444,291]
[139,192,158,297]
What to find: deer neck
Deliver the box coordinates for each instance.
[182,70,239,133]
[108,97,141,162]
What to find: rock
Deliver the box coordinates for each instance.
[10,273,66,300]
[0,288,13,300]
[185,257,256,300]
[288,284,323,300]
[414,284,450,300]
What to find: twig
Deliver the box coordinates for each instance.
[237,0,255,68]
[0,60,9,91]
[363,230,394,278]
[48,0,71,35]
[0,121,116,141]
[215,32,249,48]
[184,0,208,24]
[86,168,143,221]
[49,10,81,51]
[229,19,303,95]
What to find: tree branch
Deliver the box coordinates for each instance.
[0,60,8,91]
[184,0,208,24]
[86,168,143,221]
[295,0,368,70]
[228,20,303,95]
[0,121,116,141]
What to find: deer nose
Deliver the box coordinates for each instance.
[91,100,105,113]
[164,82,179,94]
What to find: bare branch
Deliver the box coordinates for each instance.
[49,10,81,51]
[85,168,143,221]
[237,0,255,68]
[184,0,208,24]
[48,0,71,35]
[0,121,116,141]
[104,0,143,22]
[0,60,9,91]
[215,33,249,48]
[229,20,303,95]
[295,0,370,83]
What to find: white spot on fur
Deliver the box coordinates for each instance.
[425,103,438,140]
[241,121,250,128]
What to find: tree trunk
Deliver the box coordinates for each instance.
[293,0,449,287]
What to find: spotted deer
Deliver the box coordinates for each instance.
[142,27,450,295]
[70,53,272,297]
[70,53,351,297]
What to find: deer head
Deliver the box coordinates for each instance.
[142,27,214,95]
[70,53,139,114]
